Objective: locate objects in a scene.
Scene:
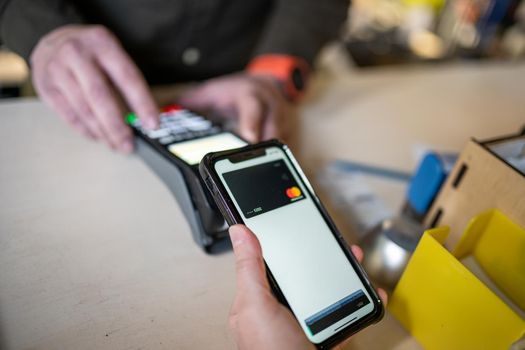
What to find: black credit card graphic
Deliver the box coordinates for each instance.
[222,159,306,218]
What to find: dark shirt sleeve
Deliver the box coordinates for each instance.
[0,0,84,62]
[253,0,349,65]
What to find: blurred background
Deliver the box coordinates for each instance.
[1,0,525,99]
[344,0,525,66]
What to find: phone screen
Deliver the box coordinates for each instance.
[214,146,376,344]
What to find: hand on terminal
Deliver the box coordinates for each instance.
[30,25,159,153]
[178,73,291,143]
[8,0,347,153]
[228,224,388,350]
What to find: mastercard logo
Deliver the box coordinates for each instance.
[285,186,302,199]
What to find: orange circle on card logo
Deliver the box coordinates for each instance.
[285,186,302,199]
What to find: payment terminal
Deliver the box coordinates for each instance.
[127,104,247,253]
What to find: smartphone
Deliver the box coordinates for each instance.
[126,104,248,249]
[199,140,384,348]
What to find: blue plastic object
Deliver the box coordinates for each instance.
[407,153,456,216]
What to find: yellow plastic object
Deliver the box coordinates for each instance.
[402,0,446,11]
[454,209,525,311]
[389,222,525,349]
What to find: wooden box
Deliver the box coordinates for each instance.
[424,133,525,248]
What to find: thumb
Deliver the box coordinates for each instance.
[229,224,270,295]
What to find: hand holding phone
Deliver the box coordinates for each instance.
[228,224,315,350]
[228,224,387,350]
[200,140,384,348]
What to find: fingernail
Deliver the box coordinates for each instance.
[120,140,133,153]
[229,225,245,246]
[246,131,257,143]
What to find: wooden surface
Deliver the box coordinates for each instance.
[1,51,525,349]
[424,139,525,248]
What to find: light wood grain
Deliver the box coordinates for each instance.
[424,139,525,248]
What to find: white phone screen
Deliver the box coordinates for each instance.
[214,146,375,344]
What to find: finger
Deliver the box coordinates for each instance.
[89,27,158,129]
[378,288,388,306]
[256,92,279,141]
[42,87,94,140]
[229,225,270,294]
[350,245,388,305]
[236,94,264,143]
[351,245,364,263]
[262,114,279,140]
[49,64,104,141]
[251,76,286,140]
[261,100,282,141]
[66,49,133,152]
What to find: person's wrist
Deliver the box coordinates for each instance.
[247,73,283,94]
[246,54,309,102]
